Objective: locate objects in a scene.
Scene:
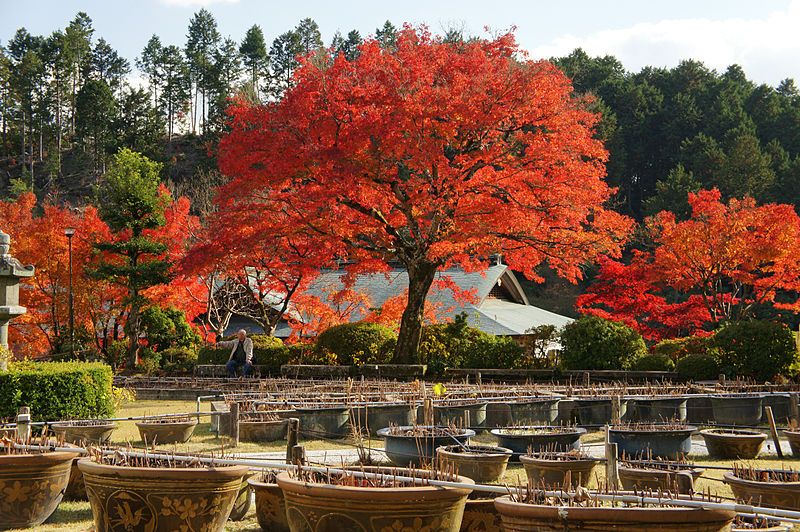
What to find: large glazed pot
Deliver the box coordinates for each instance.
[350,403,416,437]
[783,430,800,457]
[276,467,473,532]
[435,401,488,431]
[573,398,628,425]
[63,457,88,501]
[78,458,249,532]
[490,427,585,460]
[608,425,696,460]
[493,495,736,532]
[296,405,351,439]
[520,453,600,487]
[618,464,705,494]
[437,444,512,483]
[249,476,290,532]
[507,398,560,426]
[378,426,475,467]
[136,418,198,444]
[52,420,118,444]
[633,397,688,422]
[724,471,800,510]
[0,450,80,530]
[239,417,288,442]
[460,497,502,532]
[711,395,763,426]
[700,428,766,459]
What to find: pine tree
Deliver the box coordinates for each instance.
[240,25,267,92]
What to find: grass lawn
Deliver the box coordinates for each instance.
[14,400,800,531]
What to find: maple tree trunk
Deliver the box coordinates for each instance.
[394,261,438,364]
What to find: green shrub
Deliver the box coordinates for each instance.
[651,335,713,359]
[630,353,675,372]
[0,361,114,421]
[315,322,396,365]
[713,320,797,381]
[675,353,720,381]
[140,305,201,352]
[160,347,198,373]
[560,317,646,370]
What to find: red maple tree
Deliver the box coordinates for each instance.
[218,27,631,362]
[578,189,800,339]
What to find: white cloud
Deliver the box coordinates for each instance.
[527,0,800,86]
[157,0,239,7]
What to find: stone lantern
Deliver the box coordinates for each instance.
[0,230,34,371]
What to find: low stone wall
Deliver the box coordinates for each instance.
[444,368,679,383]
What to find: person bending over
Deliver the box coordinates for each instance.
[218,329,253,378]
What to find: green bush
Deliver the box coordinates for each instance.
[0,361,114,421]
[713,320,797,381]
[140,305,202,352]
[315,322,396,365]
[418,314,526,375]
[160,347,198,372]
[676,353,720,381]
[651,335,713,359]
[630,353,675,372]
[560,317,647,370]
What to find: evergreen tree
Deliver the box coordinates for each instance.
[185,8,220,134]
[64,12,94,138]
[137,34,163,108]
[75,78,116,173]
[375,21,397,50]
[269,31,301,95]
[159,45,189,141]
[88,148,173,367]
[240,25,267,92]
[295,18,322,55]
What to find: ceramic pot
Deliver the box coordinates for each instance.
[350,403,416,436]
[239,417,288,442]
[135,418,199,444]
[783,430,800,457]
[490,427,585,460]
[633,397,688,422]
[573,398,628,425]
[63,456,87,501]
[437,444,512,483]
[0,450,80,530]
[460,497,502,532]
[435,401,488,432]
[618,464,705,494]
[276,467,472,532]
[700,428,766,459]
[608,425,696,460]
[724,471,800,510]
[493,495,736,532]
[378,425,475,467]
[732,515,791,531]
[52,420,118,444]
[507,398,561,426]
[78,458,249,532]
[296,405,350,439]
[249,477,290,532]
[520,453,600,487]
[228,472,255,521]
[710,395,763,426]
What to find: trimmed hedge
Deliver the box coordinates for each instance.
[676,353,720,381]
[560,316,646,370]
[630,353,675,372]
[316,322,396,365]
[0,361,114,422]
[713,320,796,381]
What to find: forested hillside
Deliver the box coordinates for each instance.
[1,10,798,220]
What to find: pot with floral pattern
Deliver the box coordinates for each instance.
[0,448,80,530]
[249,471,290,532]
[78,457,249,532]
[276,466,473,532]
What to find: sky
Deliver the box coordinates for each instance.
[1,0,798,87]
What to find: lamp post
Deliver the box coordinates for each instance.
[64,227,75,358]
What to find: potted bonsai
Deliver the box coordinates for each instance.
[378,425,475,467]
[239,411,288,442]
[490,426,586,460]
[78,450,249,532]
[520,449,600,487]
[700,428,766,459]
[276,465,472,532]
[135,414,199,444]
[0,438,80,529]
[436,444,512,483]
